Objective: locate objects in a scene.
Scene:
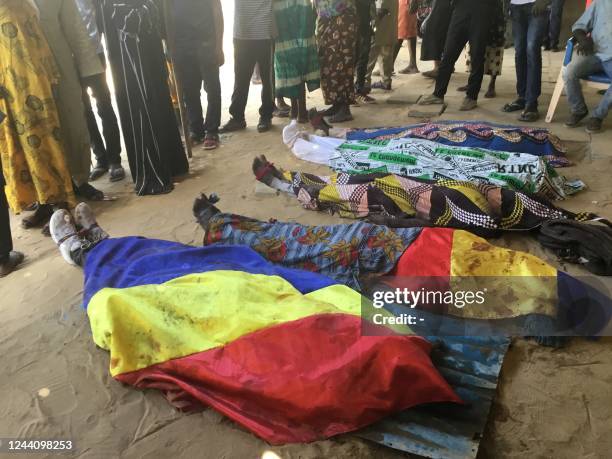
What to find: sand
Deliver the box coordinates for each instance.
[2,28,612,459]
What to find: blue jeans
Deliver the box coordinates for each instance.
[564,55,612,120]
[548,0,565,48]
[511,3,548,109]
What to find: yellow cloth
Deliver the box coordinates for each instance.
[88,271,364,376]
[449,231,558,319]
[0,0,75,212]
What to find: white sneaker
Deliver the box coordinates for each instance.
[50,209,82,266]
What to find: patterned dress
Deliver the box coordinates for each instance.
[273,0,320,98]
[314,0,358,105]
[0,0,75,212]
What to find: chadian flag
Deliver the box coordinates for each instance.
[83,238,462,444]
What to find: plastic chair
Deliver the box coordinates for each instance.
[545,38,611,123]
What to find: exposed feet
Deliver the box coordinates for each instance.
[484,86,496,99]
[252,155,289,191]
[220,118,247,133]
[0,251,25,278]
[421,69,438,79]
[192,193,222,230]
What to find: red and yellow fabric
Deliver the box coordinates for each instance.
[391,228,558,319]
[87,264,461,444]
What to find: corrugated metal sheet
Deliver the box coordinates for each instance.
[357,335,510,459]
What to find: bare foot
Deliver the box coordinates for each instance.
[398,65,419,74]
[193,193,221,230]
[484,87,496,98]
[252,155,287,187]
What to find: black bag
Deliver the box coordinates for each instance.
[538,219,612,276]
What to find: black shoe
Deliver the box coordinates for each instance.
[76,182,105,201]
[257,117,272,133]
[220,118,246,133]
[109,163,125,182]
[564,111,588,128]
[585,117,603,134]
[89,162,108,181]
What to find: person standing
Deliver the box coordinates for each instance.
[273,0,320,123]
[418,0,494,111]
[419,0,451,79]
[98,0,188,195]
[75,0,125,182]
[563,0,612,133]
[314,0,359,122]
[354,0,376,102]
[221,0,275,133]
[167,0,224,150]
[395,0,419,74]
[501,0,550,122]
[543,0,565,51]
[0,0,76,231]
[365,0,399,91]
[35,0,106,201]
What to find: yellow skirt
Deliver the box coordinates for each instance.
[0,0,75,212]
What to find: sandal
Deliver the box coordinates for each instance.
[203,134,220,150]
[502,100,525,113]
[76,182,105,201]
[21,203,53,229]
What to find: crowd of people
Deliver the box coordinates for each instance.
[0,0,611,278]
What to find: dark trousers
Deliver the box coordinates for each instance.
[82,55,122,167]
[511,3,547,108]
[433,0,493,100]
[354,1,373,93]
[174,50,222,137]
[229,39,275,121]
[0,182,12,262]
[544,0,565,48]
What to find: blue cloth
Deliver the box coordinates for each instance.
[573,0,612,63]
[83,238,338,308]
[345,121,567,162]
[511,2,548,108]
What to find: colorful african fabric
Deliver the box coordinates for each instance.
[203,212,422,290]
[273,170,603,237]
[314,0,355,18]
[273,0,320,98]
[345,121,570,167]
[317,11,357,105]
[83,238,461,444]
[0,0,75,212]
[288,132,581,200]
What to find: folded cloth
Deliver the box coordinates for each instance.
[538,219,612,276]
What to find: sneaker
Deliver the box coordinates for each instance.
[203,134,220,150]
[257,117,272,133]
[585,117,603,134]
[371,81,392,91]
[459,97,477,111]
[418,94,445,105]
[50,209,82,266]
[355,94,377,104]
[564,112,588,128]
[220,118,246,133]
[74,202,109,244]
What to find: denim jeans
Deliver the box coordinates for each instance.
[511,3,548,109]
[564,55,612,120]
[547,0,565,48]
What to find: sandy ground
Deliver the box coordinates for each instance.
[3,14,612,459]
